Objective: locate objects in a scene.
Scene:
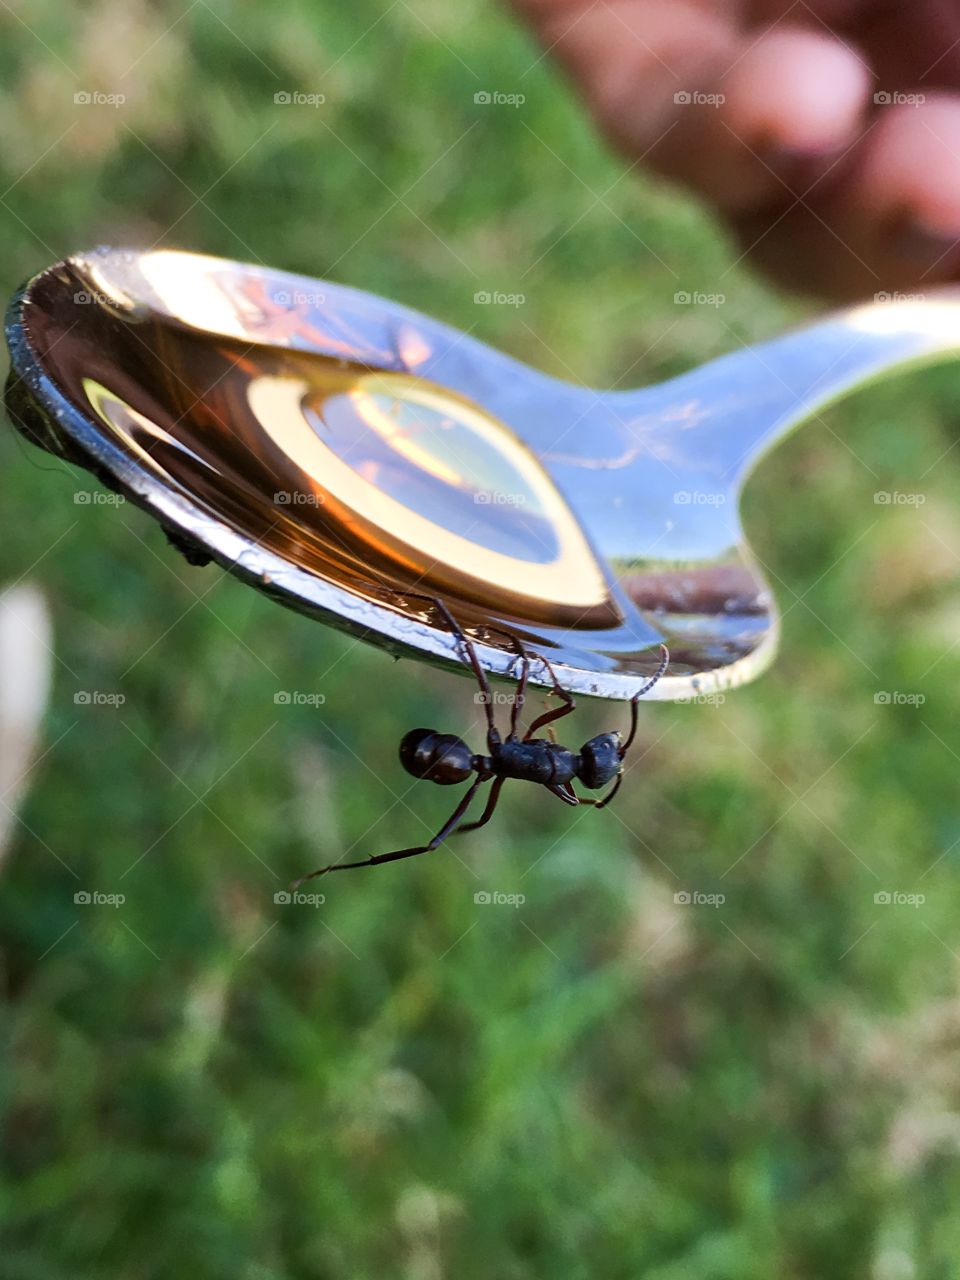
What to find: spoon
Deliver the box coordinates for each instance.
[6,247,960,701]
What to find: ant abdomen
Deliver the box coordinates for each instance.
[399,729,474,785]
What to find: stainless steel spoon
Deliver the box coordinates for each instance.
[6,247,960,700]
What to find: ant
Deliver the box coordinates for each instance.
[293,598,669,883]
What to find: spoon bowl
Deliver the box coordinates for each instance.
[7,248,960,699]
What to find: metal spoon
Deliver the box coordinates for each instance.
[6,247,960,700]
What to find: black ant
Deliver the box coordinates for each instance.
[294,599,669,883]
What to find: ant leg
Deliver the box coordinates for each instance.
[524,653,576,740]
[453,775,506,834]
[399,590,535,747]
[409,593,502,751]
[507,643,529,741]
[525,697,575,740]
[460,620,531,741]
[292,777,488,884]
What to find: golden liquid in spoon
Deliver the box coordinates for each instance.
[21,273,619,629]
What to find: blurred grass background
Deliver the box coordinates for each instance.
[2,1,960,1277]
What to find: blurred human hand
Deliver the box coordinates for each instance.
[512,0,960,300]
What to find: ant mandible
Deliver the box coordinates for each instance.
[294,598,669,883]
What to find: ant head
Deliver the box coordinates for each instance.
[576,732,623,790]
[399,729,474,785]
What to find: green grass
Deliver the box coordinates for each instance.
[3,2,960,1277]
